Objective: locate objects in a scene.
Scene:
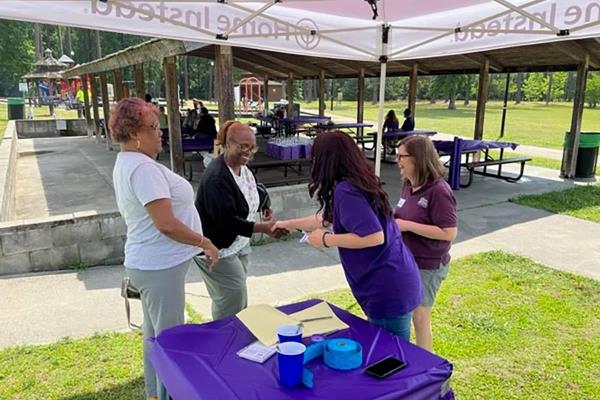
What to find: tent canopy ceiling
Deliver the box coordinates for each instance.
[2,1,600,62]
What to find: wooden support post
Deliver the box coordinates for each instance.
[164,56,184,175]
[90,74,101,142]
[113,68,125,102]
[474,58,490,141]
[215,45,235,124]
[357,68,365,138]
[561,55,589,178]
[99,72,112,149]
[319,70,326,117]
[287,73,294,118]
[408,63,418,117]
[134,63,145,99]
[263,75,269,114]
[82,74,92,138]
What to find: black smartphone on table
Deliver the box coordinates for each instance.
[364,356,407,379]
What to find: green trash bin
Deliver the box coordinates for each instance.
[7,97,25,120]
[564,131,600,178]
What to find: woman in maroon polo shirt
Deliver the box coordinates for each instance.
[394,135,458,352]
[274,131,422,341]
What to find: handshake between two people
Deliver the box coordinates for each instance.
[254,208,290,239]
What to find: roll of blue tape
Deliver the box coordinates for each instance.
[301,338,363,388]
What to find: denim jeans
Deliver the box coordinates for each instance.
[368,311,414,341]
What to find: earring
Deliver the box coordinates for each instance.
[136,139,141,151]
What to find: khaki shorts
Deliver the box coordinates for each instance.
[418,263,449,307]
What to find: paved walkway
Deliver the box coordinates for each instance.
[3,127,599,350]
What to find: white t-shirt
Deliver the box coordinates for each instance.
[112,152,203,270]
[220,165,259,258]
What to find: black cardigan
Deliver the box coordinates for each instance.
[195,155,257,250]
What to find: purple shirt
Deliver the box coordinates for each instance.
[331,181,422,319]
[394,178,457,270]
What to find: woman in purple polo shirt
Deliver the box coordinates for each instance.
[274,131,422,340]
[394,135,457,351]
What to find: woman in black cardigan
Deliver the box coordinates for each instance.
[194,121,287,319]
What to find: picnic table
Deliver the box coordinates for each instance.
[366,129,437,160]
[256,115,331,137]
[433,137,531,190]
[150,299,454,400]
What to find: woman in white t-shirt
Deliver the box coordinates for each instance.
[110,98,218,400]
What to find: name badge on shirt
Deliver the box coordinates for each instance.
[417,197,429,208]
[396,198,406,208]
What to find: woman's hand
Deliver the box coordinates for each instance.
[272,220,291,231]
[200,238,219,272]
[307,228,327,249]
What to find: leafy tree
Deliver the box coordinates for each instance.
[523,72,547,101]
[585,73,600,108]
[429,75,466,109]
[0,20,34,96]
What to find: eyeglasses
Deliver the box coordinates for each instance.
[396,153,413,161]
[228,140,259,154]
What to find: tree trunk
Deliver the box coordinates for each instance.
[66,27,73,57]
[57,26,64,56]
[95,30,102,58]
[371,78,379,104]
[305,80,313,103]
[515,73,524,104]
[448,92,456,109]
[34,24,42,60]
[545,72,553,105]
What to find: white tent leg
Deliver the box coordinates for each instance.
[374,61,387,177]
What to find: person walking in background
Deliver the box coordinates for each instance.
[194,121,288,320]
[400,108,415,131]
[394,135,457,352]
[110,97,218,400]
[274,131,422,341]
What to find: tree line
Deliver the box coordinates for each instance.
[2,19,599,108]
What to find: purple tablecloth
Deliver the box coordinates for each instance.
[382,129,437,139]
[150,299,454,400]
[266,143,312,160]
[433,137,519,190]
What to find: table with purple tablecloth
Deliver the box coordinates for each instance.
[150,299,454,400]
[433,137,519,190]
[265,141,312,160]
[366,130,438,161]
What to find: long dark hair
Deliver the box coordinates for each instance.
[309,131,392,223]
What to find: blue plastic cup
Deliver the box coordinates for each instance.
[277,342,306,388]
[277,324,302,343]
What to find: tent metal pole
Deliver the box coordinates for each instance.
[500,72,510,138]
[493,0,559,33]
[221,0,278,38]
[374,24,390,178]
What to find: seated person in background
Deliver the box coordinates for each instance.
[195,107,217,139]
[383,110,399,132]
[193,99,204,113]
[144,93,153,103]
[182,109,198,136]
[158,106,168,130]
[400,108,415,132]
[274,106,285,119]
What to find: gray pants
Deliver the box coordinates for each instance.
[125,260,190,400]
[193,247,250,320]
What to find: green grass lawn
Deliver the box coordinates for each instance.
[299,100,600,150]
[512,185,600,223]
[1,252,598,399]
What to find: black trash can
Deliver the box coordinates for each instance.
[7,97,25,120]
[564,131,600,178]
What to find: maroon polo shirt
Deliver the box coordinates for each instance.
[394,178,457,269]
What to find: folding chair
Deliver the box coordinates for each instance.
[120,277,142,330]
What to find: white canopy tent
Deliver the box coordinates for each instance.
[2,0,600,174]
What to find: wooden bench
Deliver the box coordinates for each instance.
[461,156,531,187]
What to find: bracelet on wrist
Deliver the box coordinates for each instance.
[322,231,332,248]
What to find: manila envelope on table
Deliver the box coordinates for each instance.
[236,302,349,346]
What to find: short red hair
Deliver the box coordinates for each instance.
[109,97,158,143]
